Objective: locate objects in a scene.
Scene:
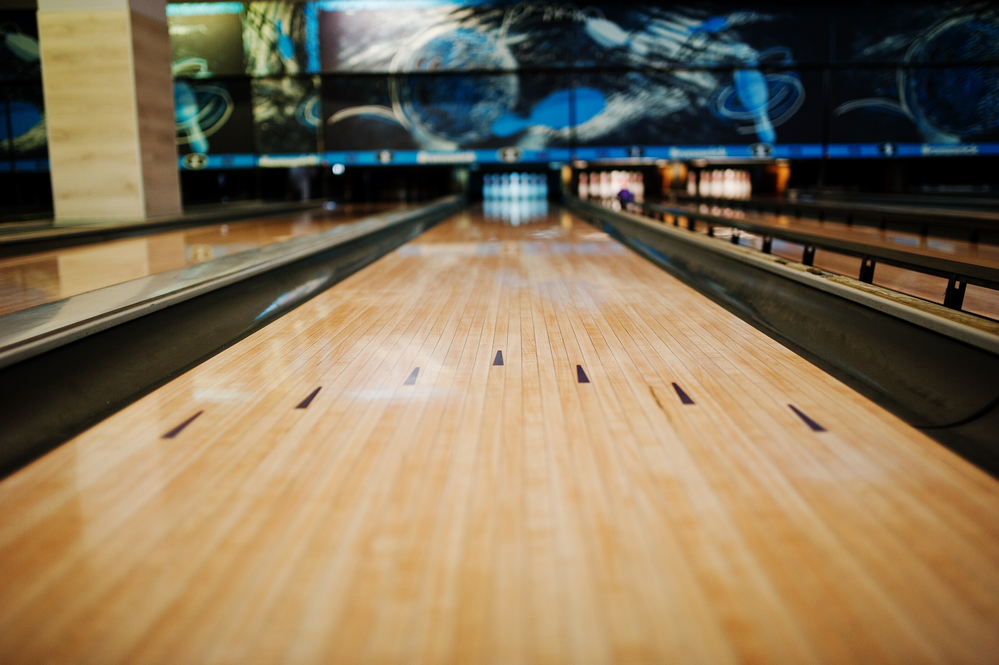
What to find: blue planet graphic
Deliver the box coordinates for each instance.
[392,27,519,146]
[491,88,606,137]
[0,99,45,155]
[904,15,999,139]
[836,13,999,143]
[0,101,40,141]
[908,67,999,138]
[732,69,776,144]
[173,80,234,154]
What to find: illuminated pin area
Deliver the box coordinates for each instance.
[482,172,549,225]
[576,170,646,208]
[695,168,752,199]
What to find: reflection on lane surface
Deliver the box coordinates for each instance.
[0,204,407,317]
[482,198,549,226]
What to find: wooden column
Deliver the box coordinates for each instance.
[38,0,180,221]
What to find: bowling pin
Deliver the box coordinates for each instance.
[710,170,722,198]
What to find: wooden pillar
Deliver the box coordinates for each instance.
[38,0,180,221]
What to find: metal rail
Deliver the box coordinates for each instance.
[667,192,999,239]
[641,200,999,311]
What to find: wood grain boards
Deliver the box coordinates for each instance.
[0,206,998,663]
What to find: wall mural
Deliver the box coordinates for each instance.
[243,1,319,76]
[160,0,999,168]
[253,76,323,153]
[168,2,246,77]
[831,5,999,153]
[315,2,818,152]
[0,11,46,169]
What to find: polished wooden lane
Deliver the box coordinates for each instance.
[1,204,998,663]
[0,203,407,317]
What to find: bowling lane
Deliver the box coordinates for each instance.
[0,203,406,317]
[1,204,998,663]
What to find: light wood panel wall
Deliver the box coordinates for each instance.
[131,9,181,217]
[39,9,143,219]
[38,6,180,221]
